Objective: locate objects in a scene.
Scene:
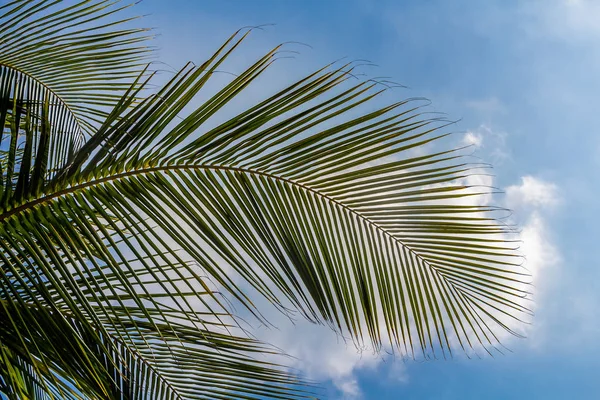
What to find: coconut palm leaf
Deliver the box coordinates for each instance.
[0,0,153,202]
[0,0,531,399]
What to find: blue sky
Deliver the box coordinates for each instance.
[136,0,600,398]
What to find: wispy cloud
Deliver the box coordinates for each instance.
[255,316,382,398]
[505,176,561,210]
[462,131,483,148]
[521,0,600,43]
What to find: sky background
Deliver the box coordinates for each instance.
[133,1,600,398]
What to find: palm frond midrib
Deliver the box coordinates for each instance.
[0,161,461,274]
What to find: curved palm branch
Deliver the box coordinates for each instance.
[0,0,153,201]
[0,0,531,399]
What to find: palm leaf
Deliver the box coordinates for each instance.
[0,0,153,204]
[0,1,531,399]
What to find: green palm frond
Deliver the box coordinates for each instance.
[0,0,152,204]
[0,0,531,399]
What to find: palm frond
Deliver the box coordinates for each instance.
[0,1,530,399]
[0,0,152,206]
[0,295,312,399]
[18,31,530,355]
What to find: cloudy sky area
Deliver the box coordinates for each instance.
[136,0,600,398]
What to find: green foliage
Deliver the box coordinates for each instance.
[0,1,530,398]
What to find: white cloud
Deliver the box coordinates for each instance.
[335,379,361,399]
[455,133,563,345]
[518,211,561,281]
[263,320,409,398]
[499,175,562,347]
[251,306,382,398]
[462,131,483,148]
[464,124,511,165]
[505,176,560,210]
